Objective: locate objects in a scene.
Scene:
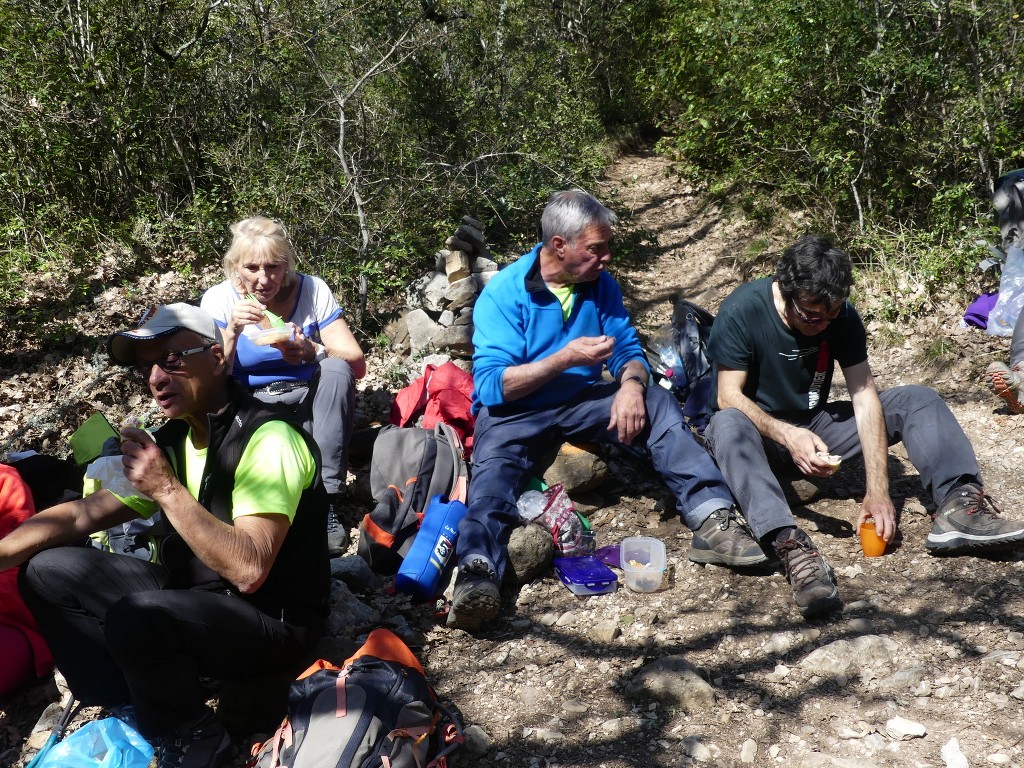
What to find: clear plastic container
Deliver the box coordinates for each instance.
[620,536,667,593]
[251,327,295,346]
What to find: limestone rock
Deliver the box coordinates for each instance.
[445,249,471,283]
[444,276,478,311]
[430,325,474,356]
[327,580,381,637]
[405,308,442,355]
[623,655,715,711]
[800,634,899,678]
[540,442,607,493]
[507,523,554,584]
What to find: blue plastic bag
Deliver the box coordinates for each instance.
[35,717,153,768]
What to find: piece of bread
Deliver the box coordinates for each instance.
[816,451,842,468]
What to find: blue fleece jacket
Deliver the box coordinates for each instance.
[471,243,650,413]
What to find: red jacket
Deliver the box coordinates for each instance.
[0,464,53,676]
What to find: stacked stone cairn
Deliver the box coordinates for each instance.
[394,216,498,371]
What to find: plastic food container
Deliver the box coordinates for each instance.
[553,556,617,596]
[620,536,667,593]
[251,327,294,346]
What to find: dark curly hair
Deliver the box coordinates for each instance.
[775,235,854,305]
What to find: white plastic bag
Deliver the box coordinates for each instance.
[987,245,1024,336]
[84,456,151,500]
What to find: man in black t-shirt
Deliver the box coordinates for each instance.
[704,235,1024,618]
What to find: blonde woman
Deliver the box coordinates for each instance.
[201,217,365,554]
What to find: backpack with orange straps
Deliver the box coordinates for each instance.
[248,628,463,768]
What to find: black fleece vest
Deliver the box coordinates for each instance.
[153,382,329,626]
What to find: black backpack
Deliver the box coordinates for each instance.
[357,424,468,575]
[647,298,715,433]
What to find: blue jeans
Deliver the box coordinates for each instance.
[457,382,734,582]
[703,385,981,540]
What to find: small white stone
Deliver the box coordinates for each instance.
[740,739,757,763]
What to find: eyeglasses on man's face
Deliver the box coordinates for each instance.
[133,343,214,382]
[789,298,844,326]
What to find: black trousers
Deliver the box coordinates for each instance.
[19,546,318,737]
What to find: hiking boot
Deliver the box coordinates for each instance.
[154,710,232,768]
[772,528,842,618]
[447,557,501,630]
[926,483,1024,554]
[983,361,1024,414]
[327,496,349,557]
[689,508,769,567]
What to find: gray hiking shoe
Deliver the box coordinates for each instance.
[926,483,1024,554]
[772,528,842,618]
[984,361,1024,414]
[447,556,501,630]
[154,710,232,768]
[689,507,768,567]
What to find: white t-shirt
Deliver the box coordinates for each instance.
[201,274,344,388]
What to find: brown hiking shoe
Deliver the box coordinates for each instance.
[984,361,1024,414]
[772,528,842,618]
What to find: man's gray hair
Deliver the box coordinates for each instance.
[541,189,617,247]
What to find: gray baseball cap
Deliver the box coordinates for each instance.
[109,303,223,365]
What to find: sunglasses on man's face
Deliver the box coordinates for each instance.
[789,298,844,325]
[133,343,213,382]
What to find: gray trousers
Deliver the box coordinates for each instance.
[703,385,981,540]
[253,358,355,496]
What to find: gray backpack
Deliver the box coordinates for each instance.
[357,424,468,574]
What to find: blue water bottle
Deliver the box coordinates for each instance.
[395,494,469,601]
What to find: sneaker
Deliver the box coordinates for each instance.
[689,508,769,566]
[154,710,232,768]
[447,557,501,630]
[926,483,1024,554]
[984,361,1024,414]
[327,496,349,557]
[772,528,842,618]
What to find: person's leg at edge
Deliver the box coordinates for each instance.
[18,546,169,708]
[985,312,1024,412]
[450,406,551,627]
[1011,310,1024,369]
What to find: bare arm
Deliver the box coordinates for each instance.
[121,428,289,593]
[0,490,136,571]
[844,361,896,541]
[313,317,367,378]
[716,365,833,476]
[501,335,615,402]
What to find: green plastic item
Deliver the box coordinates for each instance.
[247,294,285,327]
[69,413,118,466]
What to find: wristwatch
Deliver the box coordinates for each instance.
[621,374,648,391]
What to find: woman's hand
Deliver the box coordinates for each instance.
[271,323,312,365]
[228,298,266,337]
